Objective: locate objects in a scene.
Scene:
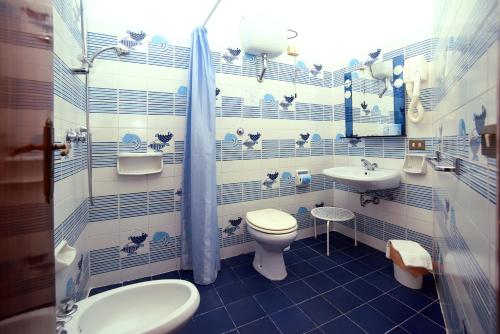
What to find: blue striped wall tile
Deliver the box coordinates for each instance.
[383,48,404,61]
[383,222,407,241]
[54,55,86,110]
[278,63,295,82]
[279,139,295,159]
[405,38,433,61]
[148,91,174,115]
[150,235,180,263]
[406,184,433,210]
[295,102,310,120]
[262,100,279,119]
[119,89,147,114]
[221,96,243,118]
[174,46,190,69]
[53,0,83,47]
[90,246,120,275]
[261,140,280,159]
[120,50,147,65]
[242,181,262,202]
[221,183,243,205]
[364,137,383,158]
[147,43,173,67]
[89,87,118,113]
[121,253,149,269]
[334,104,345,121]
[87,32,118,61]
[383,137,405,159]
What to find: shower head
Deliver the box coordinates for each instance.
[87,45,130,66]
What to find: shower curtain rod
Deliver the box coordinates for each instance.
[202,0,222,27]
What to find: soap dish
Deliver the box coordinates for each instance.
[54,240,77,272]
[403,154,427,174]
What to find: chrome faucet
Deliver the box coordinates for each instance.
[57,297,78,318]
[361,159,378,171]
[56,320,67,334]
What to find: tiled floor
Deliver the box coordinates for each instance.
[89,232,445,334]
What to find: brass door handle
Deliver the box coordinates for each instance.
[52,142,70,156]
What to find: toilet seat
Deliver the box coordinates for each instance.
[246,209,297,235]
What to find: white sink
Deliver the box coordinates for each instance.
[323,167,401,192]
[65,279,200,334]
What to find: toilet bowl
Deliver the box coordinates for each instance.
[246,208,298,280]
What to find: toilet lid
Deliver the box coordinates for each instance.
[246,209,297,234]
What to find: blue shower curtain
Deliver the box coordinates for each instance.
[180,27,220,285]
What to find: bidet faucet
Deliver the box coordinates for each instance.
[361,159,378,171]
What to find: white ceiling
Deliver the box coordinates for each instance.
[86,0,434,67]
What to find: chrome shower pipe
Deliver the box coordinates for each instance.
[257,53,268,83]
[80,0,94,206]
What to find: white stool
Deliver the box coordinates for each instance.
[311,207,357,256]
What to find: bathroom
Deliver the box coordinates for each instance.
[0,0,498,333]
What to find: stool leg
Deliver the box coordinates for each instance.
[327,220,330,256]
[354,216,357,246]
[314,217,317,239]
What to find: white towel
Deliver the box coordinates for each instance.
[385,240,433,271]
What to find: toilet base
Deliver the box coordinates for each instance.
[252,242,287,281]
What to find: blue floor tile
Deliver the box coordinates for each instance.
[271,306,315,334]
[216,280,251,304]
[232,263,258,279]
[421,301,445,327]
[238,317,280,334]
[298,296,341,326]
[178,319,197,334]
[300,236,323,246]
[274,270,300,286]
[241,275,275,294]
[363,271,400,292]
[288,261,319,277]
[213,268,238,287]
[342,260,374,276]
[194,307,235,334]
[179,270,195,282]
[309,256,337,271]
[284,251,303,265]
[348,304,396,334]
[386,326,409,333]
[293,246,321,259]
[321,315,365,334]
[369,294,415,323]
[323,287,364,313]
[302,273,338,293]
[342,244,375,258]
[359,253,392,269]
[327,251,354,265]
[152,271,180,280]
[290,240,307,249]
[225,253,253,267]
[401,314,446,334]
[226,296,265,327]
[420,275,439,300]
[89,283,122,296]
[308,242,328,254]
[388,286,433,311]
[280,280,317,303]
[344,278,384,301]
[196,286,223,315]
[254,288,292,313]
[325,266,357,284]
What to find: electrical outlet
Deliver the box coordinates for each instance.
[409,139,426,151]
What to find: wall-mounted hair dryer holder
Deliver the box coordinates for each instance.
[403,55,428,123]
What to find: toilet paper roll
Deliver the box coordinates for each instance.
[299,175,311,185]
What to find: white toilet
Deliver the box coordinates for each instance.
[246,208,298,280]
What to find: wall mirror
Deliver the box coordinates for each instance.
[343,55,405,137]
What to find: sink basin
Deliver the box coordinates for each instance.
[65,279,200,334]
[323,167,401,192]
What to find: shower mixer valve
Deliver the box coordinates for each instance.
[66,126,88,143]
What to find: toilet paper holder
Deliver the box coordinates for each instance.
[295,169,311,187]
